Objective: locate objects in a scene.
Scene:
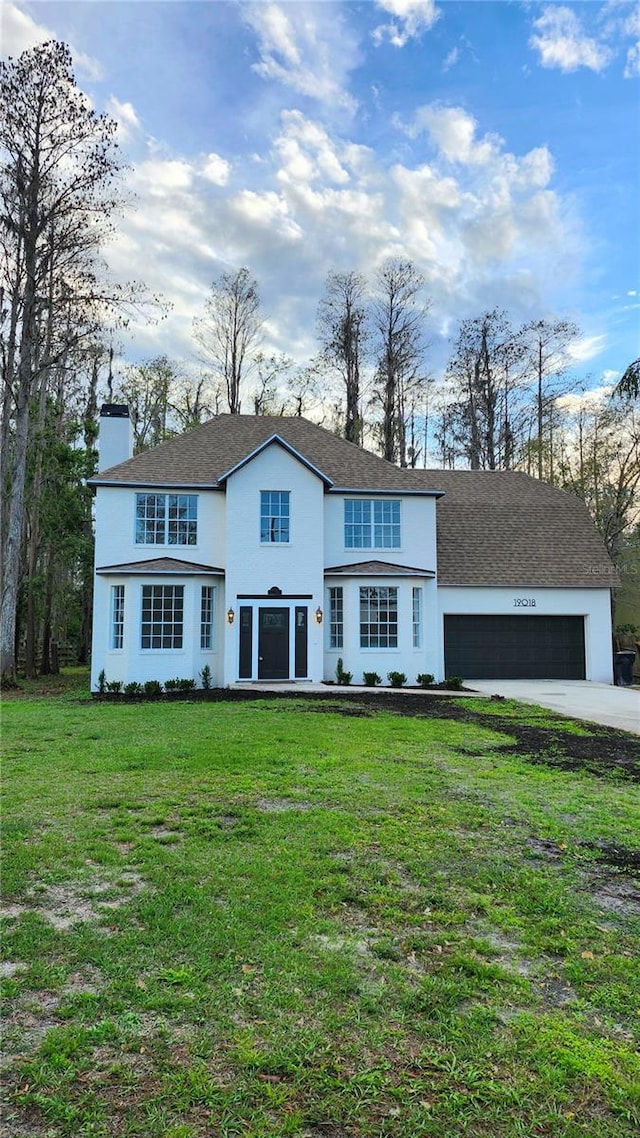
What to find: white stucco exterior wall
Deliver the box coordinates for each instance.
[93,486,226,570]
[91,483,227,691]
[324,574,439,685]
[324,493,437,572]
[437,586,614,683]
[91,571,224,691]
[223,443,326,684]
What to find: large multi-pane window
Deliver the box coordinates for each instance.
[345,500,400,549]
[200,586,216,650]
[135,494,197,545]
[260,491,290,543]
[359,586,398,648]
[328,587,344,649]
[140,585,184,649]
[412,587,422,649]
[110,585,125,650]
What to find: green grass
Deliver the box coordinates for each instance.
[2,681,639,1137]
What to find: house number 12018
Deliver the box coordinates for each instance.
[514,597,536,607]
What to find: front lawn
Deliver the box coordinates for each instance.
[2,688,639,1137]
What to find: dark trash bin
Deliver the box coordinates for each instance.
[614,651,636,687]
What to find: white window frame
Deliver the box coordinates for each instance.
[328,587,344,649]
[140,585,184,650]
[260,490,290,544]
[345,500,401,549]
[359,586,398,649]
[412,587,422,649]
[110,584,125,650]
[200,585,216,651]
[135,493,198,546]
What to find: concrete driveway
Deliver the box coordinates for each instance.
[467,680,640,735]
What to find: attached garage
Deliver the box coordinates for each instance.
[405,469,618,685]
[444,614,586,680]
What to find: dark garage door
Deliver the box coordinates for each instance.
[444,614,586,680]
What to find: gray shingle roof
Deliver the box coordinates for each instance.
[405,469,618,589]
[90,415,617,591]
[96,557,223,575]
[90,414,439,494]
[325,560,435,576]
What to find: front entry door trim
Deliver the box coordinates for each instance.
[236,602,310,681]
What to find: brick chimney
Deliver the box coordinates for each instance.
[98,404,133,471]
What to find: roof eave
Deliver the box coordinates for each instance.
[331,486,445,497]
[88,480,223,491]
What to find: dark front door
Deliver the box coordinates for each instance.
[258,608,290,680]
[444,614,586,680]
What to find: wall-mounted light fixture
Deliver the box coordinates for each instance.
[227,607,235,625]
[315,606,323,625]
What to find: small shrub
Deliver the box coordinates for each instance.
[105,679,123,693]
[165,677,196,693]
[123,681,143,696]
[363,671,381,687]
[416,672,434,688]
[335,657,352,686]
[143,679,163,697]
[97,668,106,695]
[387,671,406,688]
[445,675,464,690]
[200,664,212,690]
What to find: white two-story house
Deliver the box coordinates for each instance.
[89,406,617,690]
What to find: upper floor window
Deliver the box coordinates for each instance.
[135,494,197,546]
[344,500,400,549]
[260,491,290,543]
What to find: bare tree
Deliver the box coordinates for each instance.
[371,258,430,466]
[446,310,525,470]
[518,318,579,480]
[317,270,368,445]
[193,267,261,414]
[113,356,175,452]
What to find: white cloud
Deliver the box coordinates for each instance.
[568,334,608,363]
[373,0,440,48]
[102,101,585,375]
[1,1,104,79]
[530,6,613,73]
[105,96,141,143]
[244,1,359,112]
[624,41,640,77]
[401,105,503,166]
[201,153,231,186]
[442,46,459,71]
[557,383,613,413]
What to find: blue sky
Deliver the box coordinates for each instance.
[3,0,639,390]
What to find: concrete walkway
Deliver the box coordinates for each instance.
[467,680,640,736]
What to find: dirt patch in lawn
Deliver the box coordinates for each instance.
[240,689,640,781]
[2,869,145,932]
